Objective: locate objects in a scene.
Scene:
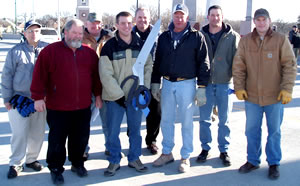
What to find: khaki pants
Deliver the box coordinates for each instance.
[8,109,46,166]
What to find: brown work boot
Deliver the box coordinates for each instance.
[153,153,174,167]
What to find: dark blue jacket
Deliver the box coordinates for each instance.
[151,24,210,86]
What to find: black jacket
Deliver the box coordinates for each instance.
[151,25,210,86]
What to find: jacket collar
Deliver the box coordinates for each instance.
[114,30,142,50]
[252,27,273,39]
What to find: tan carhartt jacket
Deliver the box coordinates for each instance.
[233,28,297,106]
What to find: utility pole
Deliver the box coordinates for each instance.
[136,0,139,10]
[14,0,17,33]
[57,0,61,36]
[158,0,160,19]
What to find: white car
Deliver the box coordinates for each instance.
[40,27,60,43]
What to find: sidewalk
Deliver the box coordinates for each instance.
[0,39,299,186]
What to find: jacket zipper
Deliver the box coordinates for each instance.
[74,52,80,109]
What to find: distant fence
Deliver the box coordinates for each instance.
[2,33,21,39]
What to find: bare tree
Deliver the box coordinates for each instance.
[102,13,115,30]
[36,15,57,27]
[160,9,171,31]
[224,19,241,33]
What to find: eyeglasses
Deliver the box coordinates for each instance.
[27,29,41,34]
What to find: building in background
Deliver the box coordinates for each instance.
[76,0,90,22]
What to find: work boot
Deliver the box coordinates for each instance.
[26,161,43,171]
[196,150,209,163]
[71,165,88,177]
[7,165,23,179]
[50,169,64,185]
[178,158,190,173]
[219,152,231,166]
[153,153,174,167]
[238,162,260,173]
[128,159,148,172]
[268,165,280,180]
[147,142,159,155]
[104,163,120,177]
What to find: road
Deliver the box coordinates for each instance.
[0,38,299,186]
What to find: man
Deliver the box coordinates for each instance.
[233,8,297,180]
[133,7,161,155]
[99,11,152,177]
[30,19,102,184]
[1,20,48,179]
[151,4,210,173]
[288,25,300,63]
[82,12,113,159]
[197,5,240,166]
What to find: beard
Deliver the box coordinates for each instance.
[69,40,82,48]
[65,37,82,49]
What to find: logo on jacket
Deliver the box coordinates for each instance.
[267,53,272,59]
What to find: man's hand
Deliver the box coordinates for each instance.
[95,95,103,109]
[34,100,46,112]
[277,90,292,104]
[151,83,161,102]
[235,90,248,100]
[4,102,12,110]
[195,88,206,107]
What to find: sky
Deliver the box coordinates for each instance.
[0,0,299,23]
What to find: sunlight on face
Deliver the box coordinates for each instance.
[207,8,223,28]
[135,9,150,32]
[173,11,188,32]
[116,16,133,38]
[65,24,84,49]
[253,16,271,35]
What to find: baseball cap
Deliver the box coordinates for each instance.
[254,8,270,19]
[292,25,297,28]
[87,12,102,22]
[25,20,41,30]
[173,3,189,15]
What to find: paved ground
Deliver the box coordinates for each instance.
[0,38,299,186]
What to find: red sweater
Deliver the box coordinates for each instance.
[31,41,102,111]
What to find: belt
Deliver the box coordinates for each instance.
[163,76,187,82]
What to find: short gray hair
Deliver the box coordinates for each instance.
[64,18,84,32]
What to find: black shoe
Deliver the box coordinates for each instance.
[71,165,88,177]
[50,170,64,185]
[147,143,159,155]
[219,152,231,166]
[239,162,260,173]
[7,165,23,179]
[196,150,209,163]
[26,161,43,171]
[268,165,280,180]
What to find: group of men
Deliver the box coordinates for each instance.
[1,3,297,185]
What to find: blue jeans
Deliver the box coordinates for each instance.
[85,99,108,153]
[245,101,283,166]
[160,78,196,159]
[106,101,142,164]
[199,83,232,152]
[99,102,108,149]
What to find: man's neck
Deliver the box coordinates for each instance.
[28,40,38,48]
[119,33,132,44]
[137,26,148,33]
[209,25,222,34]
